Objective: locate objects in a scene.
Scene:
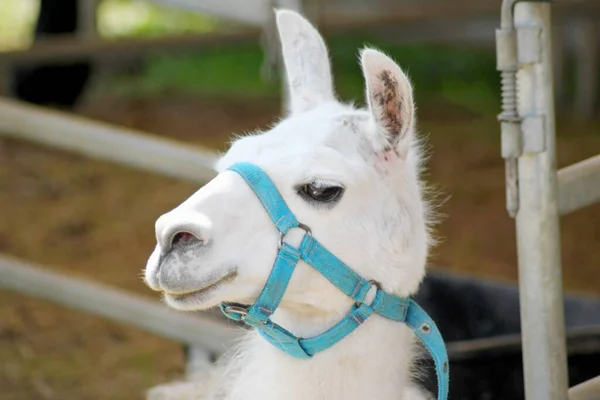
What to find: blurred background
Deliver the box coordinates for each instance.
[0,0,598,399]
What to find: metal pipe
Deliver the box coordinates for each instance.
[144,0,269,26]
[185,345,215,378]
[77,0,98,40]
[0,255,243,354]
[573,17,598,120]
[502,0,556,28]
[0,97,218,184]
[513,3,569,400]
[558,154,600,215]
[568,375,600,400]
[501,0,521,29]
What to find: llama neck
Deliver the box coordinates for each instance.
[225,311,418,400]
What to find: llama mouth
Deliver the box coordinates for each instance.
[163,270,238,307]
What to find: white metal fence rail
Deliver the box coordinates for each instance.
[0,96,229,376]
[0,255,243,355]
[558,154,600,216]
[0,97,217,183]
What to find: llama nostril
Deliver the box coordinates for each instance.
[156,214,211,253]
[170,231,203,249]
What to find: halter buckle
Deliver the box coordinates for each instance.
[278,223,312,249]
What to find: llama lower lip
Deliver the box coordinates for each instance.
[164,270,237,305]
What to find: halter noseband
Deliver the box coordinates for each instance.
[219,162,449,400]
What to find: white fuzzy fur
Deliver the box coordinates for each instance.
[144,9,436,400]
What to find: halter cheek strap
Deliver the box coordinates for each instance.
[220,162,449,400]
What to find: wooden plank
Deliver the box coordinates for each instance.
[317,0,500,28]
[0,97,218,184]
[0,30,260,65]
[315,0,600,31]
[0,254,243,353]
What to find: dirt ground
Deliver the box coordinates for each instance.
[1,94,599,399]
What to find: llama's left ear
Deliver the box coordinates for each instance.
[275,9,336,115]
[361,49,415,160]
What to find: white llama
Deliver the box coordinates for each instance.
[144,9,447,400]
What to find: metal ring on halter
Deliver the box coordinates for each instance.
[223,304,249,320]
[356,279,382,308]
[277,223,312,249]
[368,279,382,290]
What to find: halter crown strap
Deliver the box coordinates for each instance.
[222,162,449,400]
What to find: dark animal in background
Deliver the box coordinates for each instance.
[11,0,92,108]
[414,273,600,399]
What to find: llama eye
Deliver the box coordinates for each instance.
[299,183,344,203]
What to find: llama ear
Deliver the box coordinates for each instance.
[275,9,335,114]
[361,49,415,160]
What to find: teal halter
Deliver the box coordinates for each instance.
[220,162,449,400]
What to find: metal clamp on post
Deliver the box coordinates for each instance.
[497,0,524,218]
[517,20,547,156]
[496,0,553,218]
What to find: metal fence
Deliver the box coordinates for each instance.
[497,2,600,399]
[2,0,597,117]
[0,1,599,399]
[0,96,236,375]
[0,254,242,357]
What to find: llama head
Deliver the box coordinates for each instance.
[144,10,431,319]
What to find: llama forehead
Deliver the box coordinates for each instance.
[217,104,376,181]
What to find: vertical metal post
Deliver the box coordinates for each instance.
[0,63,10,96]
[513,3,569,400]
[573,17,597,120]
[184,345,213,378]
[552,23,566,109]
[77,0,98,40]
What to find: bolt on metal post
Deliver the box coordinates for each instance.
[497,0,523,218]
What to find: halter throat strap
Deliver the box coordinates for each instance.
[220,162,449,400]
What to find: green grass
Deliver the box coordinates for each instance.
[0,0,220,51]
[0,0,38,50]
[97,0,220,38]
[0,1,502,115]
[103,33,502,115]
